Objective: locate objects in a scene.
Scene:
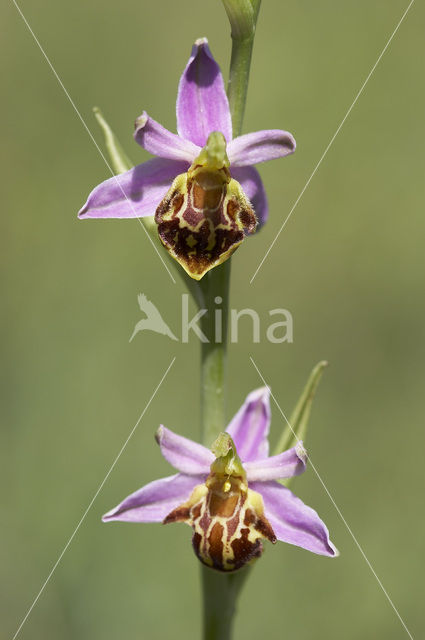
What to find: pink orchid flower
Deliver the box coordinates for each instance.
[79,38,295,279]
[103,387,337,572]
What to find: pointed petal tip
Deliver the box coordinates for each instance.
[101,508,117,522]
[155,424,164,445]
[134,111,148,132]
[323,534,339,557]
[76,159,186,219]
[194,36,209,47]
[249,385,271,401]
[78,203,93,219]
[134,112,199,162]
[155,425,213,474]
[253,481,338,558]
[314,527,340,558]
[295,440,308,465]
[245,442,307,482]
[177,38,232,146]
[228,129,297,166]
[100,474,203,524]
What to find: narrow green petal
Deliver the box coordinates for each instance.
[274,361,328,456]
[93,107,156,233]
[93,107,133,174]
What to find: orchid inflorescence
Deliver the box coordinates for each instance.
[79,18,336,622]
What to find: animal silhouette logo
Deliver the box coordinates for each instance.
[129,294,178,342]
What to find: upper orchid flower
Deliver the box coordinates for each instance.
[103,387,337,572]
[79,38,296,280]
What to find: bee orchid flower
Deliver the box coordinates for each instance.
[103,387,337,572]
[79,38,296,279]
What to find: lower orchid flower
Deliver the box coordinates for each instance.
[78,38,296,280]
[103,387,338,572]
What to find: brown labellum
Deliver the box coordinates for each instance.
[155,165,257,280]
[164,475,276,572]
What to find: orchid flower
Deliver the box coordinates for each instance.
[103,387,337,572]
[79,38,296,279]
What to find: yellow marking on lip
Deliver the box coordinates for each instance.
[186,234,197,248]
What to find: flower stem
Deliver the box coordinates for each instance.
[199,261,231,447]
[201,566,252,640]
[224,0,261,137]
[199,0,261,444]
[200,2,261,639]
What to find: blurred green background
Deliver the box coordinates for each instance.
[1,0,424,638]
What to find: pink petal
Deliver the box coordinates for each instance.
[156,425,213,475]
[134,111,200,162]
[226,387,271,462]
[78,158,188,219]
[228,129,296,166]
[245,442,307,482]
[102,473,203,523]
[251,480,338,557]
[176,38,232,147]
[231,166,268,227]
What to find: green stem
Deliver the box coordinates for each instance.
[200,261,231,447]
[201,566,252,640]
[199,1,261,442]
[227,36,255,136]
[200,3,261,639]
[225,0,261,137]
